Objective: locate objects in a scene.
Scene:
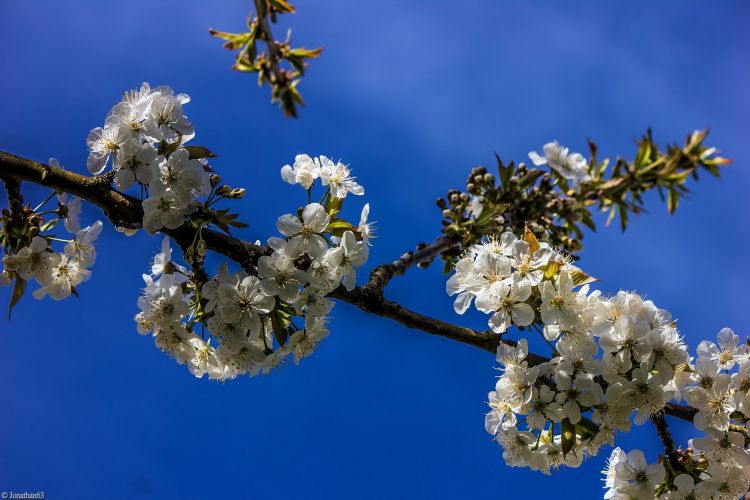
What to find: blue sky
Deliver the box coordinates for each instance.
[1,1,748,498]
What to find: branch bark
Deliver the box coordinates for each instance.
[366,236,460,292]
[651,413,676,455]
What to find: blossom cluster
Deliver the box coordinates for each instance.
[1,164,102,301]
[604,327,750,499]
[85,82,212,233]
[134,153,372,380]
[446,228,750,498]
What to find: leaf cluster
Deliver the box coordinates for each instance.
[436,129,729,268]
[210,0,322,117]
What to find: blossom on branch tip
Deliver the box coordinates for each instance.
[319,156,364,198]
[529,141,591,189]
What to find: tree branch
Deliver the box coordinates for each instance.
[663,403,698,421]
[366,236,460,292]
[1,175,23,214]
[0,153,522,358]
[0,151,702,428]
[651,413,676,456]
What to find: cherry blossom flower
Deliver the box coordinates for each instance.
[318,156,364,198]
[32,255,91,300]
[529,141,591,189]
[86,123,130,174]
[280,154,320,189]
[277,203,330,258]
[697,327,748,371]
[3,236,60,284]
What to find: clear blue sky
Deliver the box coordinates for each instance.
[1,1,748,498]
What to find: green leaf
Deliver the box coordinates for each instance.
[325,219,354,237]
[208,29,252,50]
[618,203,629,231]
[517,169,543,189]
[597,177,624,192]
[475,203,509,225]
[157,137,182,157]
[605,205,617,227]
[580,211,597,232]
[634,140,652,168]
[523,227,540,254]
[8,277,26,320]
[270,309,289,346]
[185,146,218,160]
[667,187,679,214]
[561,418,576,456]
[269,0,296,14]
[543,260,562,280]
[495,154,514,188]
[39,218,60,232]
[569,268,598,286]
[288,47,323,59]
[324,195,344,217]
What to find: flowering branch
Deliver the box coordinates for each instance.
[0,152,515,357]
[0,150,711,423]
[1,83,744,499]
[437,130,729,263]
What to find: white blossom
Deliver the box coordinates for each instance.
[142,193,190,233]
[613,449,664,500]
[318,156,364,198]
[277,203,330,258]
[217,276,275,331]
[280,154,320,189]
[32,255,91,300]
[697,327,748,371]
[529,141,591,189]
[2,236,60,284]
[258,250,307,301]
[64,220,103,268]
[86,123,130,174]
